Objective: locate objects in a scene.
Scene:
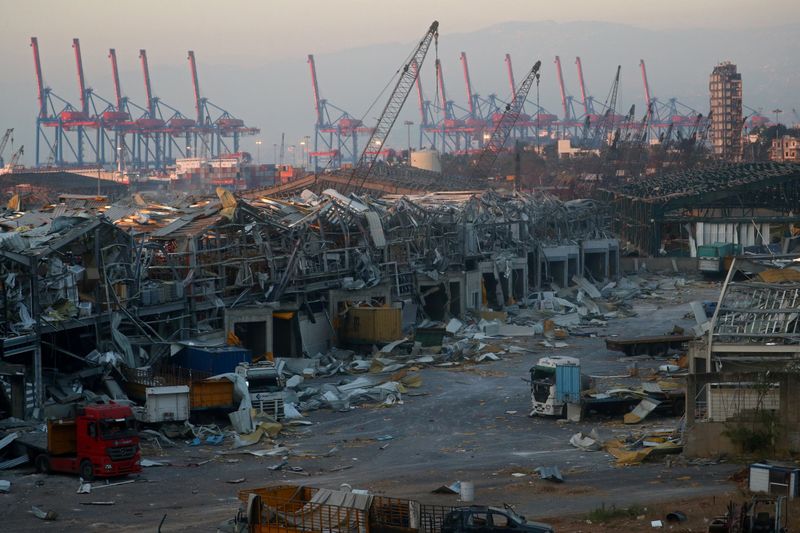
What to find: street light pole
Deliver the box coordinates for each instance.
[255,140,262,165]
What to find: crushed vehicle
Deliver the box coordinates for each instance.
[220,485,555,533]
[17,402,141,480]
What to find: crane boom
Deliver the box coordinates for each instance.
[139,50,155,117]
[435,59,451,119]
[109,48,123,111]
[575,56,590,116]
[72,38,88,114]
[639,59,652,114]
[187,50,203,125]
[31,37,47,119]
[350,20,439,189]
[590,65,621,148]
[8,146,23,168]
[504,53,516,102]
[307,54,324,127]
[411,59,429,126]
[471,60,541,180]
[460,52,476,118]
[554,56,570,121]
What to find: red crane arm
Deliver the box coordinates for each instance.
[187,51,203,124]
[554,56,569,121]
[307,54,324,126]
[639,59,653,115]
[30,37,47,119]
[139,50,155,116]
[460,52,475,117]
[436,59,450,119]
[411,59,426,125]
[505,53,516,102]
[109,48,123,111]
[575,56,589,116]
[72,38,87,113]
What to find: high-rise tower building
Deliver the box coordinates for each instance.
[709,62,743,160]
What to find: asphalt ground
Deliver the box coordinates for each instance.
[0,278,738,532]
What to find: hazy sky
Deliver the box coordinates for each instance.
[1,0,798,165]
[4,0,798,70]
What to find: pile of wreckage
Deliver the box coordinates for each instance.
[0,183,701,473]
[570,426,684,466]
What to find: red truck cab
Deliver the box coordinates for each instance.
[32,403,141,480]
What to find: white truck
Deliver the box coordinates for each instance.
[529,356,583,417]
[235,361,287,420]
[529,355,684,420]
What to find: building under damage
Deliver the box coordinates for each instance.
[600,162,800,256]
[686,255,800,457]
[0,184,618,419]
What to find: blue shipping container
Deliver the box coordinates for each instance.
[175,346,252,376]
[555,364,581,403]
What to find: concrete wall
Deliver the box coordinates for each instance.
[224,307,273,357]
[465,270,482,312]
[686,372,800,458]
[684,421,739,458]
[620,256,699,274]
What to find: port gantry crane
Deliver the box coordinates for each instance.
[470,59,541,182]
[459,51,486,150]
[411,58,437,150]
[347,20,440,192]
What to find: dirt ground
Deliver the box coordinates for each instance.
[0,276,758,532]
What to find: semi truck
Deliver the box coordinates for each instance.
[220,485,554,533]
[529,356,684,419]
[19,402,141,480]
[235,361,286,420]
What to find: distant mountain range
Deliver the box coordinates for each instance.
[3,20,798,165]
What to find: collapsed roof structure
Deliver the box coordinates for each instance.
[0,185,617,417]
[599,162,800,256]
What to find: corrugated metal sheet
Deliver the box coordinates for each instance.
[103,206,136,222]
[364,211,386,248]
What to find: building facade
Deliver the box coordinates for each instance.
[709,62,743,161]
[770,135,800,162]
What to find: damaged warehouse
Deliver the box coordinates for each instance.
[0,185,618,421]
[600,161,800,256]
[686,254,800,457]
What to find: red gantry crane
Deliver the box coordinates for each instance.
[308,53,372,169]
[186,50,259,159]
[553,56,581,137]
[411,58,437,150]
[433,58,468,152]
